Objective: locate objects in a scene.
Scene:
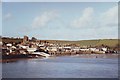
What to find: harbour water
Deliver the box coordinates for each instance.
[1,55,118,78]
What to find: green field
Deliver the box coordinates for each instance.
[73,39,118,47]
[43,39,119,48]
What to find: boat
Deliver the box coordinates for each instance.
[31,52,50,57]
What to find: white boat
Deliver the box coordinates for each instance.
[31,52,50,57]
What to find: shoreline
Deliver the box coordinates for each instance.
[0,53,118,63]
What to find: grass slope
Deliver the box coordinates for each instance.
[45,39,119,47]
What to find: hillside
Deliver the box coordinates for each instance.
[73,39,118,47]
[2,37,23,43]
[1,37,119,48]
[43,39,119,48]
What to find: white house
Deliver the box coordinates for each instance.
[80,49,89,51]
[47,47,58,52]
[21,46,29,49]
[6,43,12,47]
[73,47,80,51]
[0,41,2,45]
[101,48,107,51]
[27,48,37,53]
[11,46,16,49]
[89,48,96,51]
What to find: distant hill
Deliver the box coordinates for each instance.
[42,39,119,48]
[75,39,119,47]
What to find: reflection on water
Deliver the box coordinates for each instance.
[2,55,118,78]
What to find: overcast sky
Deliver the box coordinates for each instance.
[2,2,118,40]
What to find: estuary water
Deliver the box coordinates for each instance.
[2,55,118,78]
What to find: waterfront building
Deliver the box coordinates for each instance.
[6,43,12,47]
[27,48,37,53]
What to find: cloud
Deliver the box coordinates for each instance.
[71,6,118,29]
[4,13,12,20]
[69,6,118,39]
[32,11,58,28]
[71,7,94,28]
[100,6,118,27]
[93,5,118,39]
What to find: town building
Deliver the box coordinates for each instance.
[23,36,29,44]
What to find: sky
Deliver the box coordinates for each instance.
[1,0,120,2]
[2,2,118,40]
[0,2,1,35]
